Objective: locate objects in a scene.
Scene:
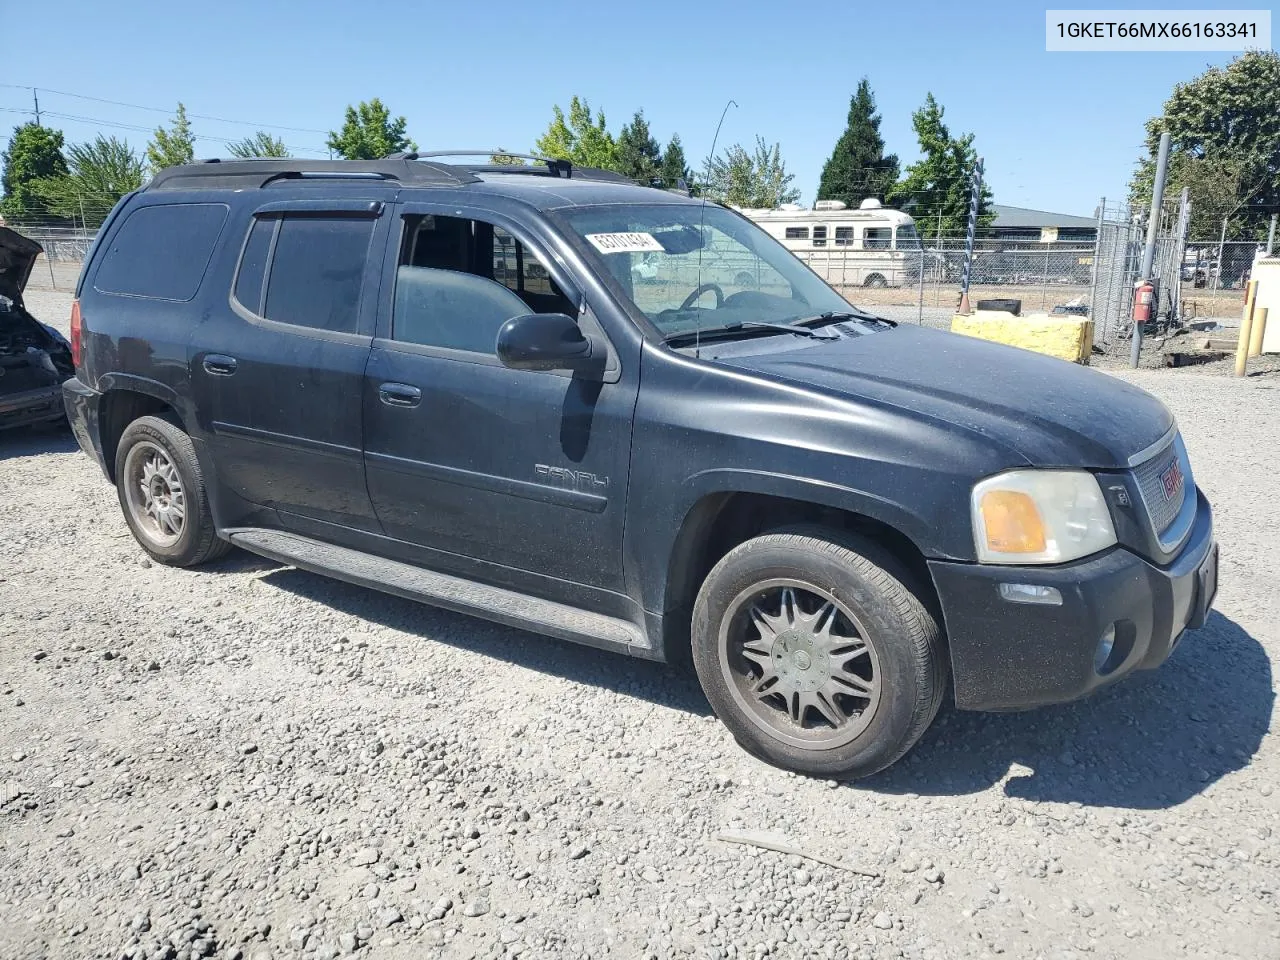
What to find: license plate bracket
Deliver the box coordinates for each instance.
[1187,543,1218,630]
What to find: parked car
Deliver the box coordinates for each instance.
[1,227,74,430]
[63,157,1218,779]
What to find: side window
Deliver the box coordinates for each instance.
[784,226,809,240]
[812,225,828,248]
[864,227,891,250]
[392,214,574,355]
[94,203,229,301]
[260,215,375,334]
[834,226,854,246]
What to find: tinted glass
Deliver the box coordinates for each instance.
[393,265,529,353]
[94,203,229,301]
[233,216,275,313]
[263,216,374,334]
[784,227,809,239]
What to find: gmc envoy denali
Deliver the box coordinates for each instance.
[63,155,1217,778]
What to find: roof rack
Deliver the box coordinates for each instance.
[148,158,480,191]
[387,150,634,185]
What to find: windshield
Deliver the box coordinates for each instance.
[559,203,856,339]
[896,223,921,251]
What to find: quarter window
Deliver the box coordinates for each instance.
[94,203,229,301]
[232,216,275,314]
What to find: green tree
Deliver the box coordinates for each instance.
[326,99,414,160]
[488,150,526,165]
[226,131,290,159]
[1,123,69,221]
[1129,50,1280,239]
[700,136,800,208]
[616,110,662,182]
[886,93,992,237]
[659,134,691,189]
[817,78,899,205]
[146,103,195,174]
[533,97,618,170]
[32,136,145,227]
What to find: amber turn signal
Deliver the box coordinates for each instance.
[979,490,1047,554]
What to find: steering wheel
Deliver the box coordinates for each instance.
[680,282,724,311]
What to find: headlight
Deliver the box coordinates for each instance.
[972,470,1117,564]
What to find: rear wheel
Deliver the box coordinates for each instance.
[691,530,945,779]
[116,415,229,567]
[863,273,888,288]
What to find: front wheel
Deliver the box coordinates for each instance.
[691,530,946,779]
[115,415,229,567]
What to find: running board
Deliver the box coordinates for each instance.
[223,527,655,659]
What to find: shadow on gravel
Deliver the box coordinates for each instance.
[0,422,77,460]
[260,567,714,717]
[862,611,1272,809]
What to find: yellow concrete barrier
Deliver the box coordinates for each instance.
[950,310,1094,364]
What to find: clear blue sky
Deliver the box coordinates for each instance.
[2,0,1259,216]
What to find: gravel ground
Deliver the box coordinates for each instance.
[2,284,1278,960]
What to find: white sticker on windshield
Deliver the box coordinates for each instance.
[585,232,665,254]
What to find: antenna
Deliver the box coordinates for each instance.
[694,98,737,358]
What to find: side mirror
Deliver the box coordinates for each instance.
[496,313,597,372]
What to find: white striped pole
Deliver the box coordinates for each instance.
[957,157,984,315]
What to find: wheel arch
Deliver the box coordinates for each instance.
[658,475,939,663]
[96,375,187,483]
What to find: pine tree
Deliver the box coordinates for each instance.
[886,94,992,237]
[146,103,195,174]
[816,79,899,205]
[533,97,618,170]
[659,135,691,189]
[226,132,289,158]
[701,136,800,209]
[616,111,662,182]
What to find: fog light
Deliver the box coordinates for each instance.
[997,582,1063,605]
[1093,624,1117,674]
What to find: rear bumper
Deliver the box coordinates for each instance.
[61,376,109,477]
[929,490,1216,711]
[0,383,66,430]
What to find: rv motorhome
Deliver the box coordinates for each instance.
[739,198,922,288]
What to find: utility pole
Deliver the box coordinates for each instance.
[1211,215,1228,297]
[1131,131,1170,367]
[32,88,41,125]
[1268,214,1277,257]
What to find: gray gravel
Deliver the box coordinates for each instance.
[2,285,1278,960]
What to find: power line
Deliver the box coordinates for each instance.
[0,82,329,135]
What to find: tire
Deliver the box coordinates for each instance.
[114,415,229,567]
[691,529,945,779]
[863,273,887,288]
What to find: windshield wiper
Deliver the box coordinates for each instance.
[789,310,897,329]
[663,321,838,348]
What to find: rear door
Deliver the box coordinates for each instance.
[191,198,390,530]
[361,202,638,593]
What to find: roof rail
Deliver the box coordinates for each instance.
[388,149,577,179]
[147,158,480,191]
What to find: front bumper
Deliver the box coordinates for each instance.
[929,489,1216,711]
[0,383,66,430]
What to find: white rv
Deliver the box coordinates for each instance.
[739,198,922,288]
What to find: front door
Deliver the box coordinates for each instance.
[362,204,637,594]
[192,199,390,530]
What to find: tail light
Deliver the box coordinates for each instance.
[70,299,82,367]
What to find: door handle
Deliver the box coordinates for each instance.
[379,382,422,407]
[202,354,238,376]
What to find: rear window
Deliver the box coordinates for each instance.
[93,203,229,301]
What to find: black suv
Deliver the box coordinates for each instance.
[63,156,1218,778]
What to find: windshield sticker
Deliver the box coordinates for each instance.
[585,232,665,254]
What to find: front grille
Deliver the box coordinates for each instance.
[1133,438,1187,535]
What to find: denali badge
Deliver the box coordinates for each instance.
[535,464,609,493]
[1160,458,1184,502]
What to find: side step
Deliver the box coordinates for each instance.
[223,528,655,659]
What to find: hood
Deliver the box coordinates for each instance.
[711,324,1173,469]
[0,227,42,304]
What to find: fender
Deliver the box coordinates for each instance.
[96,372,194,431]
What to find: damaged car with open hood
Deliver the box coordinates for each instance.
[0,227,74,430]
